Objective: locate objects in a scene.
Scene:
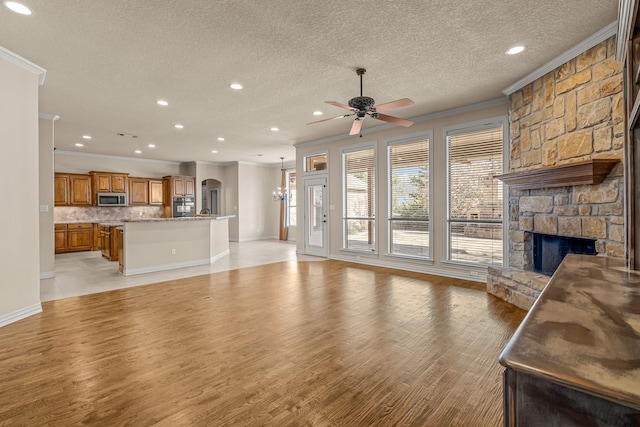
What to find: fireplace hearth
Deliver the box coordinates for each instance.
[532,233,597,276]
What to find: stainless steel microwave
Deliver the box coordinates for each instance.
[97,193,127,206]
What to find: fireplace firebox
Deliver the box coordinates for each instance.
[532,233,597,276]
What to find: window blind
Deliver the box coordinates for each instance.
[343,148,375,251]
[388,138,430,258]
[446,126,503,265]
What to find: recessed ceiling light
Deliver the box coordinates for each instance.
[148,144,156,148]
[4,2,32,15]
[156,99,169,106]
[82,135,92,140]
[506,46,525,55]
[270,127,280,132]
[211,150,218,154]
[217,137,225,141]
[134,150,142,154]
[230,83,243,90]
[75,143,84,147]
[313,111,323,116]
[174,124,184,129]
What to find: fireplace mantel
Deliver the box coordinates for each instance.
[494,159,619,190]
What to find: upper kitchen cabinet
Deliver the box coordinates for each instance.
[90,171,128,193]
[54,173,92,206]
[128,177,149,205]
[163,175,195,198]
[149,179,164,205]
[129,177,164,205]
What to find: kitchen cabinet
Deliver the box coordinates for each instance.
[54,224,67,253]
[163,175,195,198]
[90,171,128,193]
[67,223,92,251]
[100,224,119,261]
[129,177,149,205]
[54,173,92,206]
[55,223,92,253]
[92,223,101,251]
[149,179,163,205]
[54,174,69,206]
[117,228,124,273]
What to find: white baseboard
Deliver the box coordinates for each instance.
[210,249,230,263]
[40,271,55,279]
[329,254,486,283]
[235,236,278,242]
[123,258,212,276]
[0,303,42,328]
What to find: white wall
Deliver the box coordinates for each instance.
[295,100,508,281]
[237,163,280,241]
[0,48,45,326]
[39,116,56,278]
[224,163,239,240]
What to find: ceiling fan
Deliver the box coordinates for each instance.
[307,68,414,136]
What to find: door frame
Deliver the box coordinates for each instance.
[303,176,328,257]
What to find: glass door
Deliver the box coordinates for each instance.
[303,177,328,257]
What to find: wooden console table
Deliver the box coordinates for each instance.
[499,254,640,426]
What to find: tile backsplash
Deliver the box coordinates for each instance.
[55,206,164,222]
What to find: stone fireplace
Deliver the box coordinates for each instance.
[487,36,625,310]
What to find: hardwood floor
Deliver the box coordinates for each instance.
[1,260,525,426]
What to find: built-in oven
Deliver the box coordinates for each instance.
[172,196,195,217]
[97,193,128,206]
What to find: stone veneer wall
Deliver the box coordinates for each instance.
[488,36,624,310]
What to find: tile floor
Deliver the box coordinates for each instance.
[41,240,323,302]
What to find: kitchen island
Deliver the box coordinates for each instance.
[120,216,233,276]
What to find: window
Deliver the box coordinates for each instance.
[287,171,296,226]
[304,153,327,172]
[445,122,504,265]
[343,146,375,252]
[387,135,431,258]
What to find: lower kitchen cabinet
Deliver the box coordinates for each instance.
[55,223,93,254]
[100,225,119,261]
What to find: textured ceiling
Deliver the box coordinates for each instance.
[0,0,618,165]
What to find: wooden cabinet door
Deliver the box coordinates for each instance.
[185,177,195,196]
[94,173,111,192]
[149,180,163,205]
[129,178,149,205]
[55,227,67,254]
[70,175,92,206]
[173,177,185,196]
[111,174,127,193]
[101,227,111,259]
[92,223,101,251]
[67,224,92,251]
[54,174,69,206]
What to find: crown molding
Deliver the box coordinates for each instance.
[54,150,181,165]
[294,97,508,148]
[617,0,635,62]
[0,45,46,86]
[502,21,618,96]
[38,113,59,121]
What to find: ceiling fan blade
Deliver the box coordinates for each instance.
[374,98,414,112]
[375,113,413,127]
[326,101,355,111]
[306,115,349,125]
[349,119,364,135]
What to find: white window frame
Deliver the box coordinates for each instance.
[442,116,508,268]
[385,130,434,261]
[302,150,329,175]
[341,141,378,254]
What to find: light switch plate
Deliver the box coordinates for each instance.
[39,205,49,212]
